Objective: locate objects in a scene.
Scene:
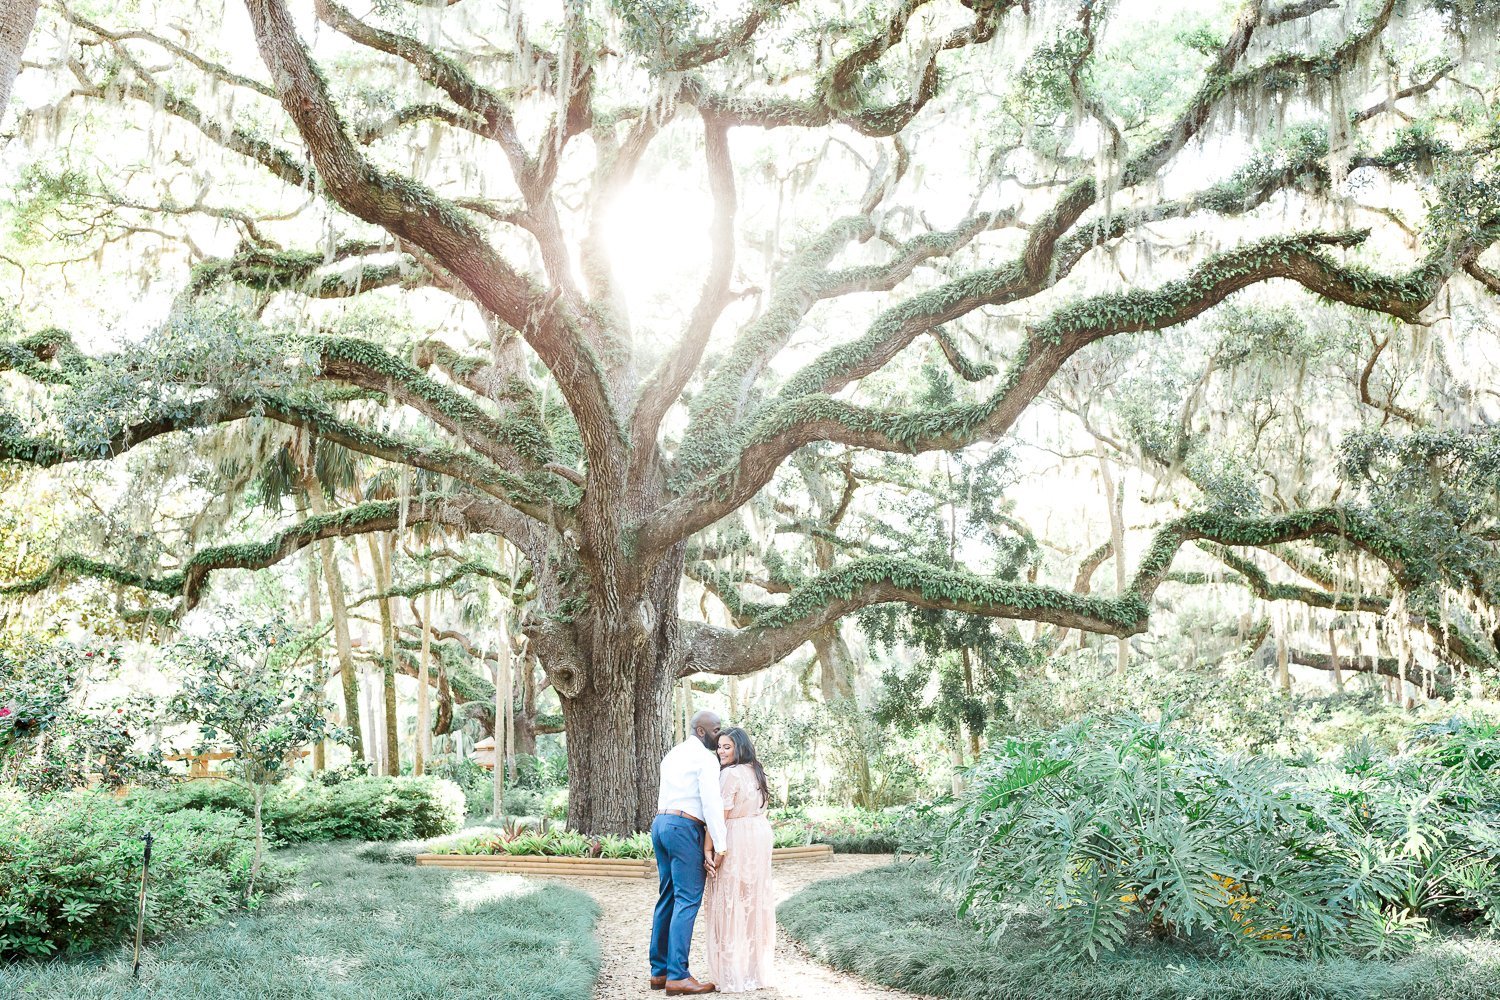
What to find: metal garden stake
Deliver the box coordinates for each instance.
[132,831,153,977]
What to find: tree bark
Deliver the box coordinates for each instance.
[0,0,39,128]
[302,471,365,762]
[1098,449,1129,678]
[559,578,680,834]
[513,655,539,756]
[812,627,856,702]
[415,564,431,775]
[375,531,400,775]
[1328,627,1344,692]
[1276,610,1291,694]
[298,488,327,773]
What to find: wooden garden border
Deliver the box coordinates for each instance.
[414,843,834,878]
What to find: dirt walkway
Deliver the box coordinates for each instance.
[536,854,927,1000]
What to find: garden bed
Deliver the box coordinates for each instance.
[414,843,834,877]
[780,862,1500,1000]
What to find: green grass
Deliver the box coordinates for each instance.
[2,843,600,1000]
[779,862,1500,1000]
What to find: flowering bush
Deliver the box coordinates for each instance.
[0,644,164,793]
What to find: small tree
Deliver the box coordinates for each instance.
[168,617,337,891]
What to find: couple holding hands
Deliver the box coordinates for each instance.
[649,711,775,995]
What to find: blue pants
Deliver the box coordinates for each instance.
[649,814,706,982]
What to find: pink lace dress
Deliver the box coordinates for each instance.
[702,764,775,992]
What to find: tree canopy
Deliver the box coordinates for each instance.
[1,0,1498,832]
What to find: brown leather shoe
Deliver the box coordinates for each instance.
[665,977,716,996]
[649,975,667,990]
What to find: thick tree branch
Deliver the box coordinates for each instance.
[630,113,737,470]
[664,1,802,70]
[681,505,1498,678]
[243,0,621,485]
[0,348,566,525]
[643,230,1484,555]
[1,494,472,613]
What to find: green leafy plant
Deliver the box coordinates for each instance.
[167,616,340,892]
[935,712,1500,961]
[0,643,165,793]
[0,792,290,960]
[139,775,464,844]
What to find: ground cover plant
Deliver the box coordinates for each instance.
[1,842,600,1000]
[780,862,1500,1000]
[0,791,290,961]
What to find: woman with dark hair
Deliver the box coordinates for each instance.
[701,726,775,992]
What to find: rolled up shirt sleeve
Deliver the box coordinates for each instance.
[699,752,728,850]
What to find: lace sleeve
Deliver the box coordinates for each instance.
[719,765,740,815]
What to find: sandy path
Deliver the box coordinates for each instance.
[535,854,927,1000]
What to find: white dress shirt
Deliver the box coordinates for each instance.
[657,737,729,850]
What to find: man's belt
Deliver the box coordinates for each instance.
[656,809,704,826]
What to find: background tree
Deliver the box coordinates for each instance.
[1,0,1498,832]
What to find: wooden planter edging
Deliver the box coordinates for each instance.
[414,843,834,878]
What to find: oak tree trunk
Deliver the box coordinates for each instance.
[560,644,676,835]
[0,0,39,126]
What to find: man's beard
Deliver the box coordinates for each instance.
[700,731,718,751]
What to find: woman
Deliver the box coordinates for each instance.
[701,726,775,993]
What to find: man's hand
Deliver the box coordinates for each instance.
[709,850,727,877]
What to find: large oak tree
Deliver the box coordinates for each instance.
[2,0,1499,832]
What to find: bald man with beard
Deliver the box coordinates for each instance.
[648,710,728,995]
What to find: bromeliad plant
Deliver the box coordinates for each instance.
[427,824,654,860]
[935,712,1500,960]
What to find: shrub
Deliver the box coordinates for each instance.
[0,792,290,960]
[423,755,494,816]
[511,752,568,790]
[780,862,1500,1000]
[139,775,465,844]
[934,712,1500,961]
[772,805,929,853]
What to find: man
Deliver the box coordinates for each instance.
[649,710,728,995]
